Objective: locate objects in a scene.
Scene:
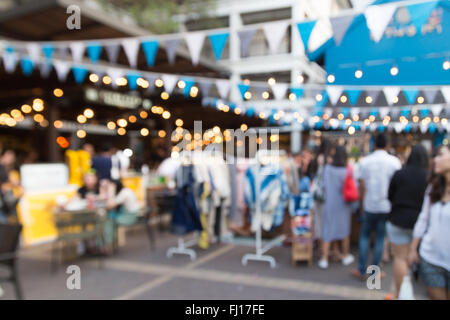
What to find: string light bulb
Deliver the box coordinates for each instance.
[390,65,399,76]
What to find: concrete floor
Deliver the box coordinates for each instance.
[0,228,429,300]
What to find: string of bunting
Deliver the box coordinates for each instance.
[0,0,443,69]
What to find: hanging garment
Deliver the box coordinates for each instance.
[244,163,290,232]
[282,157,300,195]
[171,165,203,236]
[289,192,313,236]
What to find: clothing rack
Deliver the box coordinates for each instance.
[166,233,199,261]
[166,150,228,260]
[240,149,287,269]
[166,151,199,261]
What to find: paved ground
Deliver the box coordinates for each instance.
[0,228,429,300]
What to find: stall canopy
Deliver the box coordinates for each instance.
[324,0,450,85]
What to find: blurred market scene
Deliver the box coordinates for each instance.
[0,0,449,300]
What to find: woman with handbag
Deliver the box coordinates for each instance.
[408,144,450,300]
[318,145,357,269]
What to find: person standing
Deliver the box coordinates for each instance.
[386,144,429,299]
[91,143,114,181]
[318,145,355,269]
[311,139,332,249]
[409,144,450,300]
[352,134,401,279]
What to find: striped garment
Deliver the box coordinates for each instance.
[244,164,290,232]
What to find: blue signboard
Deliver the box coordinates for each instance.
[324,0,450,85]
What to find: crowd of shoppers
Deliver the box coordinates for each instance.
[306,133,449,300]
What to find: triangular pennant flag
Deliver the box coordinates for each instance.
[419,108,430,118]
[383,87,401,105]
[39,61,52,78]
[391,108,401,119]
[394,123,404,134]
[181,77,195,96]
[198,81,212,96]
[246,107,255,117]
[324,108,333,118]
[290,87,305,100]
[72,65,88,84]
[431,104,443,116]
[121,38,140,67]
[407,1,438,32]
[350,107,360,117]
[126,73,141,90]
[21,57,34,76]
[364,4,397,42]
[401,107,411,117]
[428,123,437,134]
[296,20,317,52]
[57,46,69,59]
[271,83,288,100]
[263,21,289,54]
[164,38,180,64]
[330,14,355,46]
[403,88,419,105]
[341,107,350,117]
[379,107,390,119]
[105,43,120,64]
[404,123,412,133]
[53,60,71,81]
[162,74,178,93]
[208,32,229,60]
[215,79,230,99]
[2,52,18,73]
[326,86,343,105]
[366,90,381,104]
[346,89,362,105]
[26,43,41,63]
[237,83,250,100]
[350,0,373,10]
[141,40,159,67]
[441,86,450,103]
[420,123,428,134]
[42,44,54,60]
[70,42,85,62]
[185,32,206,65]
[86,42,103,64]
[316,91,329,108]
[145,75,157,91]
[238,29,257,57]
[106,68,123,88]
[254,86,267,99]
[423,89,438,103]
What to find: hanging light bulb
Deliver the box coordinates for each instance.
[443,60,450,71]
[327,74,335,83]
[355,69,363,79]
[390,65,399,76]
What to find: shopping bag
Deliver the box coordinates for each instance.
[398,274,415,300]
[343,165,359,202]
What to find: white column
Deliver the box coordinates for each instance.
[229,9,243,103]
[290,0,306,85]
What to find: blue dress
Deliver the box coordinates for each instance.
[322,165,352,242]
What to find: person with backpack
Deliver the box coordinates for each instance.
[318,145,356,269]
